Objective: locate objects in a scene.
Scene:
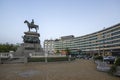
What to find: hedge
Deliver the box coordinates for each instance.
[28,57,75,62]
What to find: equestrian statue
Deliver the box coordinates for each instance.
[24,19,39,32]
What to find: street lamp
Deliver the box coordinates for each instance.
[45,52,48,63]
[103,27,106,56]
[78,48,81,59]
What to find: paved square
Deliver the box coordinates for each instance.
[0,59,119,80]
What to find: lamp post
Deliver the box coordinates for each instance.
[45,52,48,63]
[103,27,106,56]
[103,31,105,62]
[103,34,105,57]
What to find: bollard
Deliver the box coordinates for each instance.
[24,57,28,63]
[45,53,48,63]
[0,57,1,64]
[45,57,47,63]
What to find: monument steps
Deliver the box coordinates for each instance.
[14,45,25,57]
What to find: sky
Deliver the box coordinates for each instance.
[0,0,120,47]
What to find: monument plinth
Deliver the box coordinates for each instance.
[23,31,41,53]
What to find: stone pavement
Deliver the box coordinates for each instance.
[0,59,119,80]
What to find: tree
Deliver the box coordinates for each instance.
[56,50,60,54]
[0,43,18,52]
[65,48,70,56]
[78,49,82,55]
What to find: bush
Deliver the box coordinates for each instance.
[93,56,103,61]
[28,57,45,62]
[108,57,120,75]
[47,57,68,62]
[114,57,120,66]
[109,65,117,75]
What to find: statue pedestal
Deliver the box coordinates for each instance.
[23,31,42,56]
[15,31,43,57]
[13,20,44,63]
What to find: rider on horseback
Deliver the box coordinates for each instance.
[24,19,39,32]
[31,19,34,26]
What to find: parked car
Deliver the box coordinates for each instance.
[76,55,85,59]
[103,56,115,64]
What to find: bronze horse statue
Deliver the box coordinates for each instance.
[24,20,39,32]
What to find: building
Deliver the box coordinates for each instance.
[45,23,120,56]
[72,23,120,56]
[54,35,74,55]
[44,40,54,55]
[61,35,74,40]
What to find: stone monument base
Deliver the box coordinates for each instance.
[22,43,42,54]
[15,43,44,57]
[14,31,44,57]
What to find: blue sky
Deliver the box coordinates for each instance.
[0,0,120,47]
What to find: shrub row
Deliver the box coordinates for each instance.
[28,57,75,62]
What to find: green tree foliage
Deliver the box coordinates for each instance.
[56,50,60,54]
[109,57,120,75]
[93,56,103,61]
[65,48,70,55]
[0,43,18,52]
[114,57,120,66]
